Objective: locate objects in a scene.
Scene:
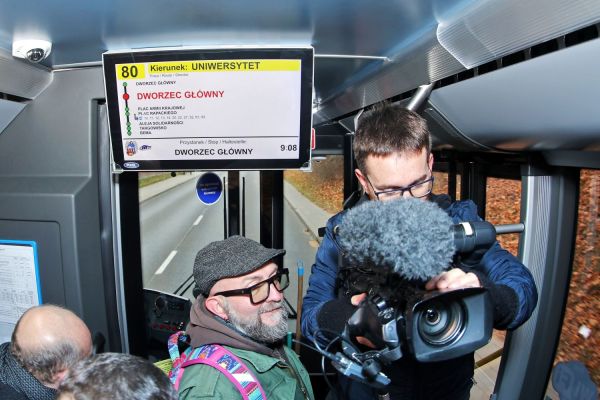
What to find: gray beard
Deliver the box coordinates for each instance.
[223,301,289,344]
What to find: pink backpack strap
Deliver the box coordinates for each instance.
[180,344,266,400]
[168,331,191,389]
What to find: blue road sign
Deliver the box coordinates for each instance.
[196,172,223,205]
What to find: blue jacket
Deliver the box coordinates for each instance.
[300,195,538,399]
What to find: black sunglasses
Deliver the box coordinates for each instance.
[214,268,290,305]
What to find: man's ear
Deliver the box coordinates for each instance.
[355,168,370,195]
[47,368,68,389]
[204,296,228,320]
[428,152,434,171]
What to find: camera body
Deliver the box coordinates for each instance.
[405,287,492,361]
[339,264,493,364]
[12,39,52,63]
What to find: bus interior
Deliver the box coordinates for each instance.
[0,1,598,399]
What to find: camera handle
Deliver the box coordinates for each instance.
[309,330,391,389]
[345,294,403,364]
[324,294,411,392]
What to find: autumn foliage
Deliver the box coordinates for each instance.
[554,170,599,384]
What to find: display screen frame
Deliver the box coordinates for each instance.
[103,47,314,171]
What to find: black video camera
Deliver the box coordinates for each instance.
[324,198,499,388]
[343,283,492,362]
[333,264,493,387]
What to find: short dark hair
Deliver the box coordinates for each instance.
[11,306,85,386]
[353,102,431,173]
[58,353,177,400]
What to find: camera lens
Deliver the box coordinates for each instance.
[26,48,45,63]
[417,300,465,346]
[425,309,441,325]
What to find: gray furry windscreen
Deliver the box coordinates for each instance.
[337,198,456,281]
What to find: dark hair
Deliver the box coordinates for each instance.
[58,353,177,400]
[11,306,86,386]
[353,102,431,173]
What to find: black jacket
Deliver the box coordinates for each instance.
[0,382,30,400]
[0,342,57,400]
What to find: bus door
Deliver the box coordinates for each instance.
[114,167,292,359]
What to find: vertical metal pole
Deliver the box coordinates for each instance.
[460,163,470,203]
[228,171,240,237]
[223,176,228,239]
[259,171,284,252]
[117,172,147,357]
[272,171,284,251]
[344,133,358,202]
[294,260,305,354]
[494,166,579,400]
[461,161,487,218]
[448,159,457,202]
[96,103,122,352]
[241,176,246,237]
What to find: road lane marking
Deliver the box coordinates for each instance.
[151,212,202,278]
[155,250,177,275]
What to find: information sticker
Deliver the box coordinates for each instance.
[0,240,41,325]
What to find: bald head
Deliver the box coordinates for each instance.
[11,305,92,388]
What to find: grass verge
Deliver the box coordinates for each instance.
[138,173,172,188]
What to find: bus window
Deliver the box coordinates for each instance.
[138,171,225,299]
[285,155,345,215]
[546,169,599,398]
[433,171,462,201]
[283,156,344,332]
[485,177,522,254]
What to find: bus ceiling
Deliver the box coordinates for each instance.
[0,0,599,167]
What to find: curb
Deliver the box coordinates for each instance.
[283,181,334,242]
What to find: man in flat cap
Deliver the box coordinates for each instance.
[177,235,314,400]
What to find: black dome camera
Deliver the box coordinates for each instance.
[26,48,46,63]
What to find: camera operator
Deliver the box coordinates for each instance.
[300,102,538,400]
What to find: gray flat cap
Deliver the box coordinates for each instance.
[193,235,286,296]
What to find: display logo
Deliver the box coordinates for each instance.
[126,140,137,156]
[123,162,140,169]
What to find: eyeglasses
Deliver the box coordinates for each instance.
[214,268,289,305]
[366,174,434,200]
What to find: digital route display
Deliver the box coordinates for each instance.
[103,47,313,171]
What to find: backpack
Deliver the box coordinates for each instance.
[167,331,267,400]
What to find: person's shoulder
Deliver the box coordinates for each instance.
[282,346,310,373]
[325,193,370,230]
[225,346,280,373]
[446,198,480,221]
[326,208,346,226]
[282,345,303,364]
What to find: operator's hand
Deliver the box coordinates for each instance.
[351,293,367,306]
[350,293,376,349]
[425,268,481,291]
